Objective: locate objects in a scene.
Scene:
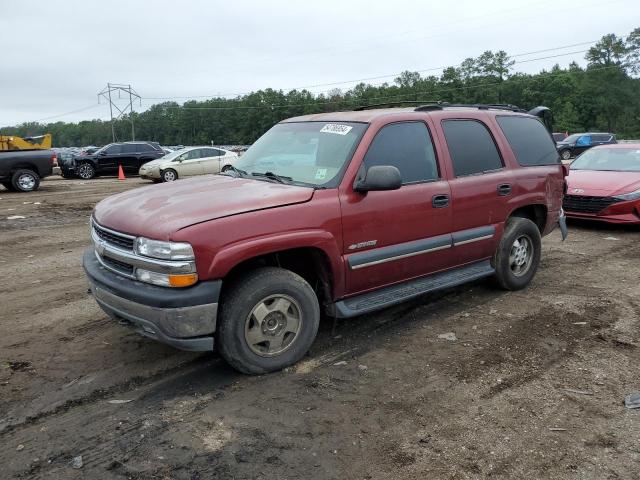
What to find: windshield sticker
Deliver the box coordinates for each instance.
[315,168,328,180]
[320,124,353,135]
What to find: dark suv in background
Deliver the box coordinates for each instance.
[66,141,165,179]
[556,132,617,160]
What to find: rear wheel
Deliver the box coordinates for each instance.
[76,162,96,179]
[560,149,572,160]
[216,267,320,374]
[493,217,541,291]
[11,169,40,192]
[161,169,178,182]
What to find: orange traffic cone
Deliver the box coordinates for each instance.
[117,164,126,180]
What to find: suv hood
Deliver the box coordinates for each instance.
[93,175,315,239]
[566,169,640,196]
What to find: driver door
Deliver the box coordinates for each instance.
[339,121,454,295]
[175,148,205,177]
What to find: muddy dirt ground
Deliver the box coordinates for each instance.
[0,176,639,479]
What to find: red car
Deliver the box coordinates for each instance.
[84,104,566,374]
[564,144,640,223]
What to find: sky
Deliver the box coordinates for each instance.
[1,0,638,127]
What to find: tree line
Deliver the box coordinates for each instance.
[2,29,639,147]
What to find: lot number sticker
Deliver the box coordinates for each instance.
[320,124,353,135]
[315,168,328,180]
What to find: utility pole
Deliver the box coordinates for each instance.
[98,83,141,142]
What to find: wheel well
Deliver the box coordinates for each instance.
[10,163,39,175]
[222,247,333,308]
[509,205,547,233]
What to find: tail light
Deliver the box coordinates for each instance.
[51,152,58,167]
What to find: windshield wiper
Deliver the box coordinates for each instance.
[221,165,249,178]
[251,171,292,184]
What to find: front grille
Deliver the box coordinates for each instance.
[101,255,134,275]
[563,195,621,214]
[93,222,135,251]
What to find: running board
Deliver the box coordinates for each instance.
[332,260,494,318]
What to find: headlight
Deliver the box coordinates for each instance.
[613,189,640,201]
[135,237,195,260]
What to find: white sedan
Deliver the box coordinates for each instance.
[139,146,238,182]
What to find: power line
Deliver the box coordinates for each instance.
[163,63,622,113]
[33,103,101,122]
[141,40,599,102]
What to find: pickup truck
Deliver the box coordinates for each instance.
[0,149,58,192]
[84,103,567,374]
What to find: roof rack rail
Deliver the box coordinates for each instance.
[353,101,438,111]
[415,102,527,113]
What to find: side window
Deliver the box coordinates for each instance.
[185,149,201,160]
[496,116,559,166]
[105,144,122,155]
[576,135,592,147]
[122,144,137,154]
[442,120,503,176]
[138,143,155,152]
[363,122,439,184]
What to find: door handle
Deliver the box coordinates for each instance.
[432,194,450,208]
[497,184,512,196]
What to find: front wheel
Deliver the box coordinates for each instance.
[161,169,178,182]
[216,267,320,374]
[560,149,572,160]
[11,169,40,192]
[76,162,96,179]
[221,165,232,173]
[493,217,541,291]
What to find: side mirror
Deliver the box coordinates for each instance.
[98,150,106,156]
[354,165,402,192]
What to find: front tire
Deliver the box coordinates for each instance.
[217,267,320,374]
[560,149,572,160]
[11,169,40,192]
[493,217,541,291]
[161,169,178,182]
[76,162,96,179]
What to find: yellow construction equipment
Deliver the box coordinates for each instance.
[0,134,52,150]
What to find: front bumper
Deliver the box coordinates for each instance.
[83,248,220,351]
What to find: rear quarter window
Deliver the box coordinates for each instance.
[442,119,503,177]
[496,116,559,166]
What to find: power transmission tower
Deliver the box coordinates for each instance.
[98,83,141,142]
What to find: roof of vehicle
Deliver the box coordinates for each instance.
[282,106,534,123]
[591,143,640,149]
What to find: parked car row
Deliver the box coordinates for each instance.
[139,146,238,182]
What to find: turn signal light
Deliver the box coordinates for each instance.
[168,273,198,288]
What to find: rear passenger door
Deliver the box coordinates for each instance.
[340,121,454,295]
[200,148,225,174]
[440,119,513,265]
[119,144,139,172]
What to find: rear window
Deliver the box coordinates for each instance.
[122,144,138,154]
[442,120,503,176]
[497,116,559,166]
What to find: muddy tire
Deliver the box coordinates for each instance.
[77,162,96,179]
[493,217,541,291]
[216,267,320,374]
[560,149,572,160]
[11,169,40,192]
[161,169,178,182]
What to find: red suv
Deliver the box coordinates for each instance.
[84,104,567,374]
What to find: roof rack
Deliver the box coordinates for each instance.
[353,101,438,111]
[414,102,528,113]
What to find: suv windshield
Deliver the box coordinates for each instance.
[570,147,640,172]
[233,121,368,187]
